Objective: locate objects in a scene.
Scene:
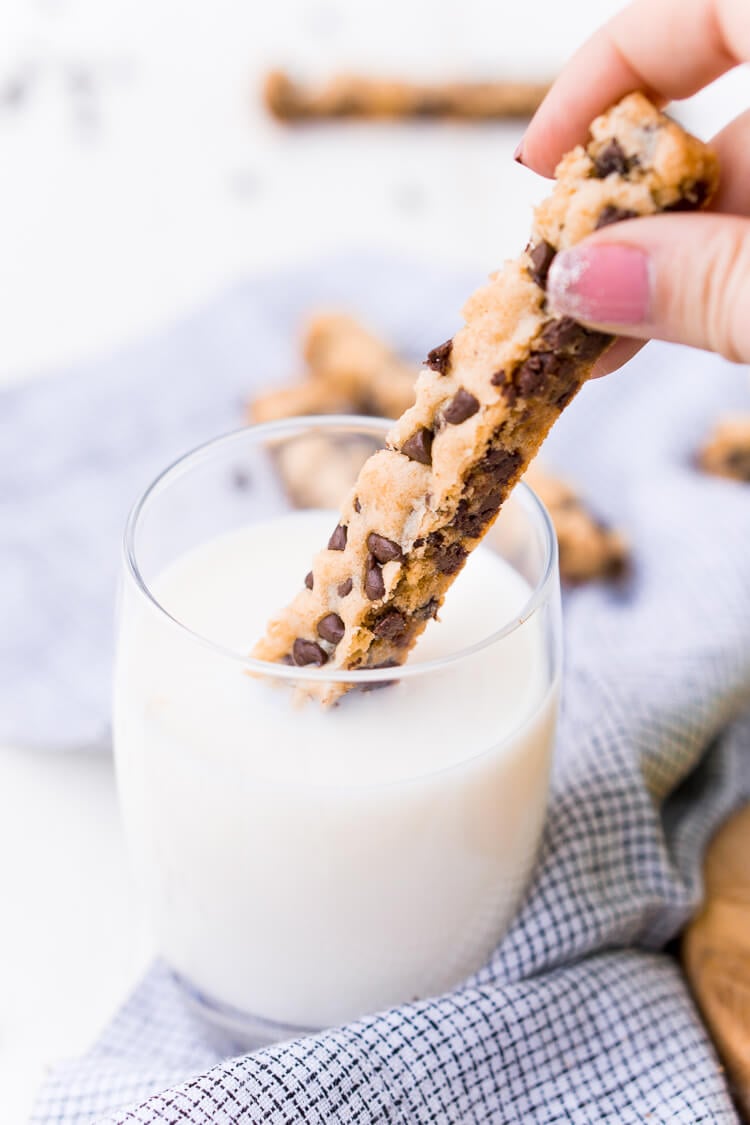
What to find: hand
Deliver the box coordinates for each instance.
[519,0,750,371]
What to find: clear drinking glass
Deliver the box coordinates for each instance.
[114,417,561,1046]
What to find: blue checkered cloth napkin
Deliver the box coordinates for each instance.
[9,257,750,1123]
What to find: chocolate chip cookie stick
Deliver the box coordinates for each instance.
[264,71,550,123]
[254,93,718,700]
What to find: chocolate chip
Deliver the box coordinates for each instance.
[593,139,630,178]
[231,467,252,491]
[328,523,347,551]
[490,451,522,485]
[337,577,353,597]
[515,353,552,395]
[595,205,639,230]
[292,638,328,666]
[413,536,425,548]
[452,485,505,537]
[425,339,453,375]
[528,241,557,288]
[554,384,580,410]
[665,179,709,212]
[433,540,467,575]
[317,613,346,645]
[576,329,613,361]
[401,427,434,464]
[353,497,361,513]
[491,369,517,405]
[304,571,314,590]
[372,610,410,644]
[416,597,440,621]
[443,388,480,425]
[726,450,750,479]
[358,658,399,692]
[367,532,402,563]
[413,94,452,116]
[364,554,386,600]
[451,510,487,538]
[539,317,584,351]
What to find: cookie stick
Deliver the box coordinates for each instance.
[254,93,718,699]
[249,323,630,581]
[264,71,550,123]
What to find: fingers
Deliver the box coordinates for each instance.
[589,337,645,379]
[521,0,746,176]
[546,212,750,363]
[711,109,750,215]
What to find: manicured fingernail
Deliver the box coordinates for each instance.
[513,138,525,165]
[547,244,651,324]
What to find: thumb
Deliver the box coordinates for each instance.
[546,213,750,364]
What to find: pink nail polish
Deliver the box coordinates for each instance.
[547,244,651,325]
[513,139,525,165]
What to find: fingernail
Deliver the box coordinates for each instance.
[547,244,651,324]
[513,138,525,165]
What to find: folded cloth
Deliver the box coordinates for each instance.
[18,258,750,1123]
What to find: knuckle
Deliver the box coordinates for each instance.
[702,225,750,363]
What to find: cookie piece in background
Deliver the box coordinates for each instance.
[525,467,628,584]
[264,71,550,123]
[697,416,750,482]
[303,312,418,419]
[248,312,418,426]
[249,379,355,425]
[274,433,379,511]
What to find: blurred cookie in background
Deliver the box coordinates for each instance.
[263,71,551,123]
[697,416,750,482]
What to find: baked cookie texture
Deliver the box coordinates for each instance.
[254,93,718,698]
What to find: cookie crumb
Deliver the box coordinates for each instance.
[697,416,750,482]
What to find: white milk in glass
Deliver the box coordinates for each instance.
[114,509,558,1033]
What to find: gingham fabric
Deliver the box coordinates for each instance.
[10,257,750,1122]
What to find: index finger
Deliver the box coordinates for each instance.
[521,0,746,176]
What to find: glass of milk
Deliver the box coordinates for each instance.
[114,417,561,1046]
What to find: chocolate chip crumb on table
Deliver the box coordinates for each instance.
[254,93,718,701]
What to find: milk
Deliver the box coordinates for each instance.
[114,510,558,1037]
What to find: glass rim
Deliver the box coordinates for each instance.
[122,416,559,684]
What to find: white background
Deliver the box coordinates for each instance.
[0,1,747,1120]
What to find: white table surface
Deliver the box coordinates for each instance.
[1,0,747,1120]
